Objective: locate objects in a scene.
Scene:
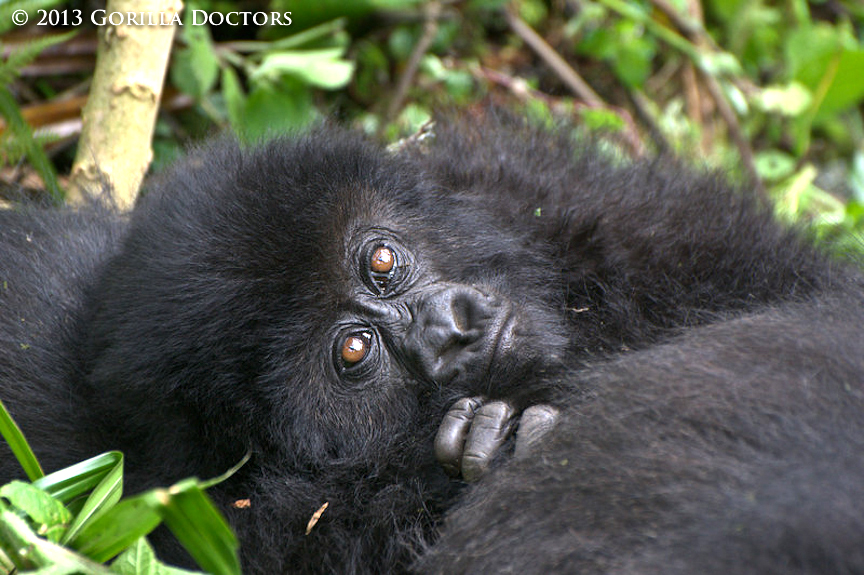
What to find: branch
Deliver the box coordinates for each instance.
[384,1,443,126]
[68,0,182,209]
[503,6,603,107]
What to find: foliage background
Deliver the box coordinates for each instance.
[4,0,863,252]
[3,0,864,254]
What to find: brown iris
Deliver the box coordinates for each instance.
[371,246,395,273]
[340,332,372,366]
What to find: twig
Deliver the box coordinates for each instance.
[650,0,711,46]
[647,0,763,193]
[475,66,555,105]
[384,1,442,126]
[700,72,763,194]
[68,0,182,209]
[629,89,672,156]
[504,5,604,108]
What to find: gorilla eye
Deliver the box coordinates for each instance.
[356,234,412,297]
[340,331,373,368]
[368,244,398,295]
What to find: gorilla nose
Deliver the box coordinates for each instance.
[403,284,508,385]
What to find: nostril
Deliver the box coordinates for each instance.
[449,289,494,337]
[450,293,472,334]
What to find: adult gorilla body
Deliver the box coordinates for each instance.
[1,117,863,574]
[416,124,864,574]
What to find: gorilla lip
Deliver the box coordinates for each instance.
[487,308,517,367]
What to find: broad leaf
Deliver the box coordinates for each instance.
[0,480,71,542]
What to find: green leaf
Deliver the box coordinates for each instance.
[0,88,63,203]
[578,108,626,132]
[755,150,796,181]
[221,66,246,128]
[785,23,841,86]
[110,537,202,575]
[756,82,812,116]
[388,26,417,61]
[240,78,316,139]
[34,452,122,506]
[0,507,116,574]
[63,452,124,545]
[111,538,159,575]
[252,48,355,89]
[0,30,76,86]
[70,494,162,562]
[850,151,864,203]
[156,481,240,575]
[0,399,44,480]
[0,481,71,543]
[609,20,655,88]
[817,48,864,119]
[171,8,220,99]
[353,41,390,104]
[69,477,238,572]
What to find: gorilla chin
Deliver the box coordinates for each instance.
[1,114,863,575]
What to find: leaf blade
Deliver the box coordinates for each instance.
[0,398,43,481]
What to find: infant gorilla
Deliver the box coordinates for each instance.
[1,116,863,574]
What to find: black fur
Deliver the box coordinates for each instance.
[417,290,864,574]
[1,116,862,574]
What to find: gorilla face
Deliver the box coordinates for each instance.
[77,130,568,479]
[330,231,517,400]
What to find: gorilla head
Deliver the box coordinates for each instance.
[74,131,569,484]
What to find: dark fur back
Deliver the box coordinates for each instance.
[0,201,123,468]
[417,287,864,574]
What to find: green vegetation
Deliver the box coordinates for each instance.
[0,399,241,575]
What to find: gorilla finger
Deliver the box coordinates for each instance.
[514,404,559,459]
[461,401,516,482]
[434,396,484,477]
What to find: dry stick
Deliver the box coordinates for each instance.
[629,89,673,157]
[648,0,763,195]
[681,62,712,150]
[503,7,603,108]
[680,0,705,140]
[650,0,714,50]
[69,0,182,210]
[384,1,443,127]
[475,67,554,104]
[700,73,763,193]
[652,0,759,99]
[502,7,642,156]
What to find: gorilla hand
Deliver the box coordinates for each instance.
[434,397,559,482]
